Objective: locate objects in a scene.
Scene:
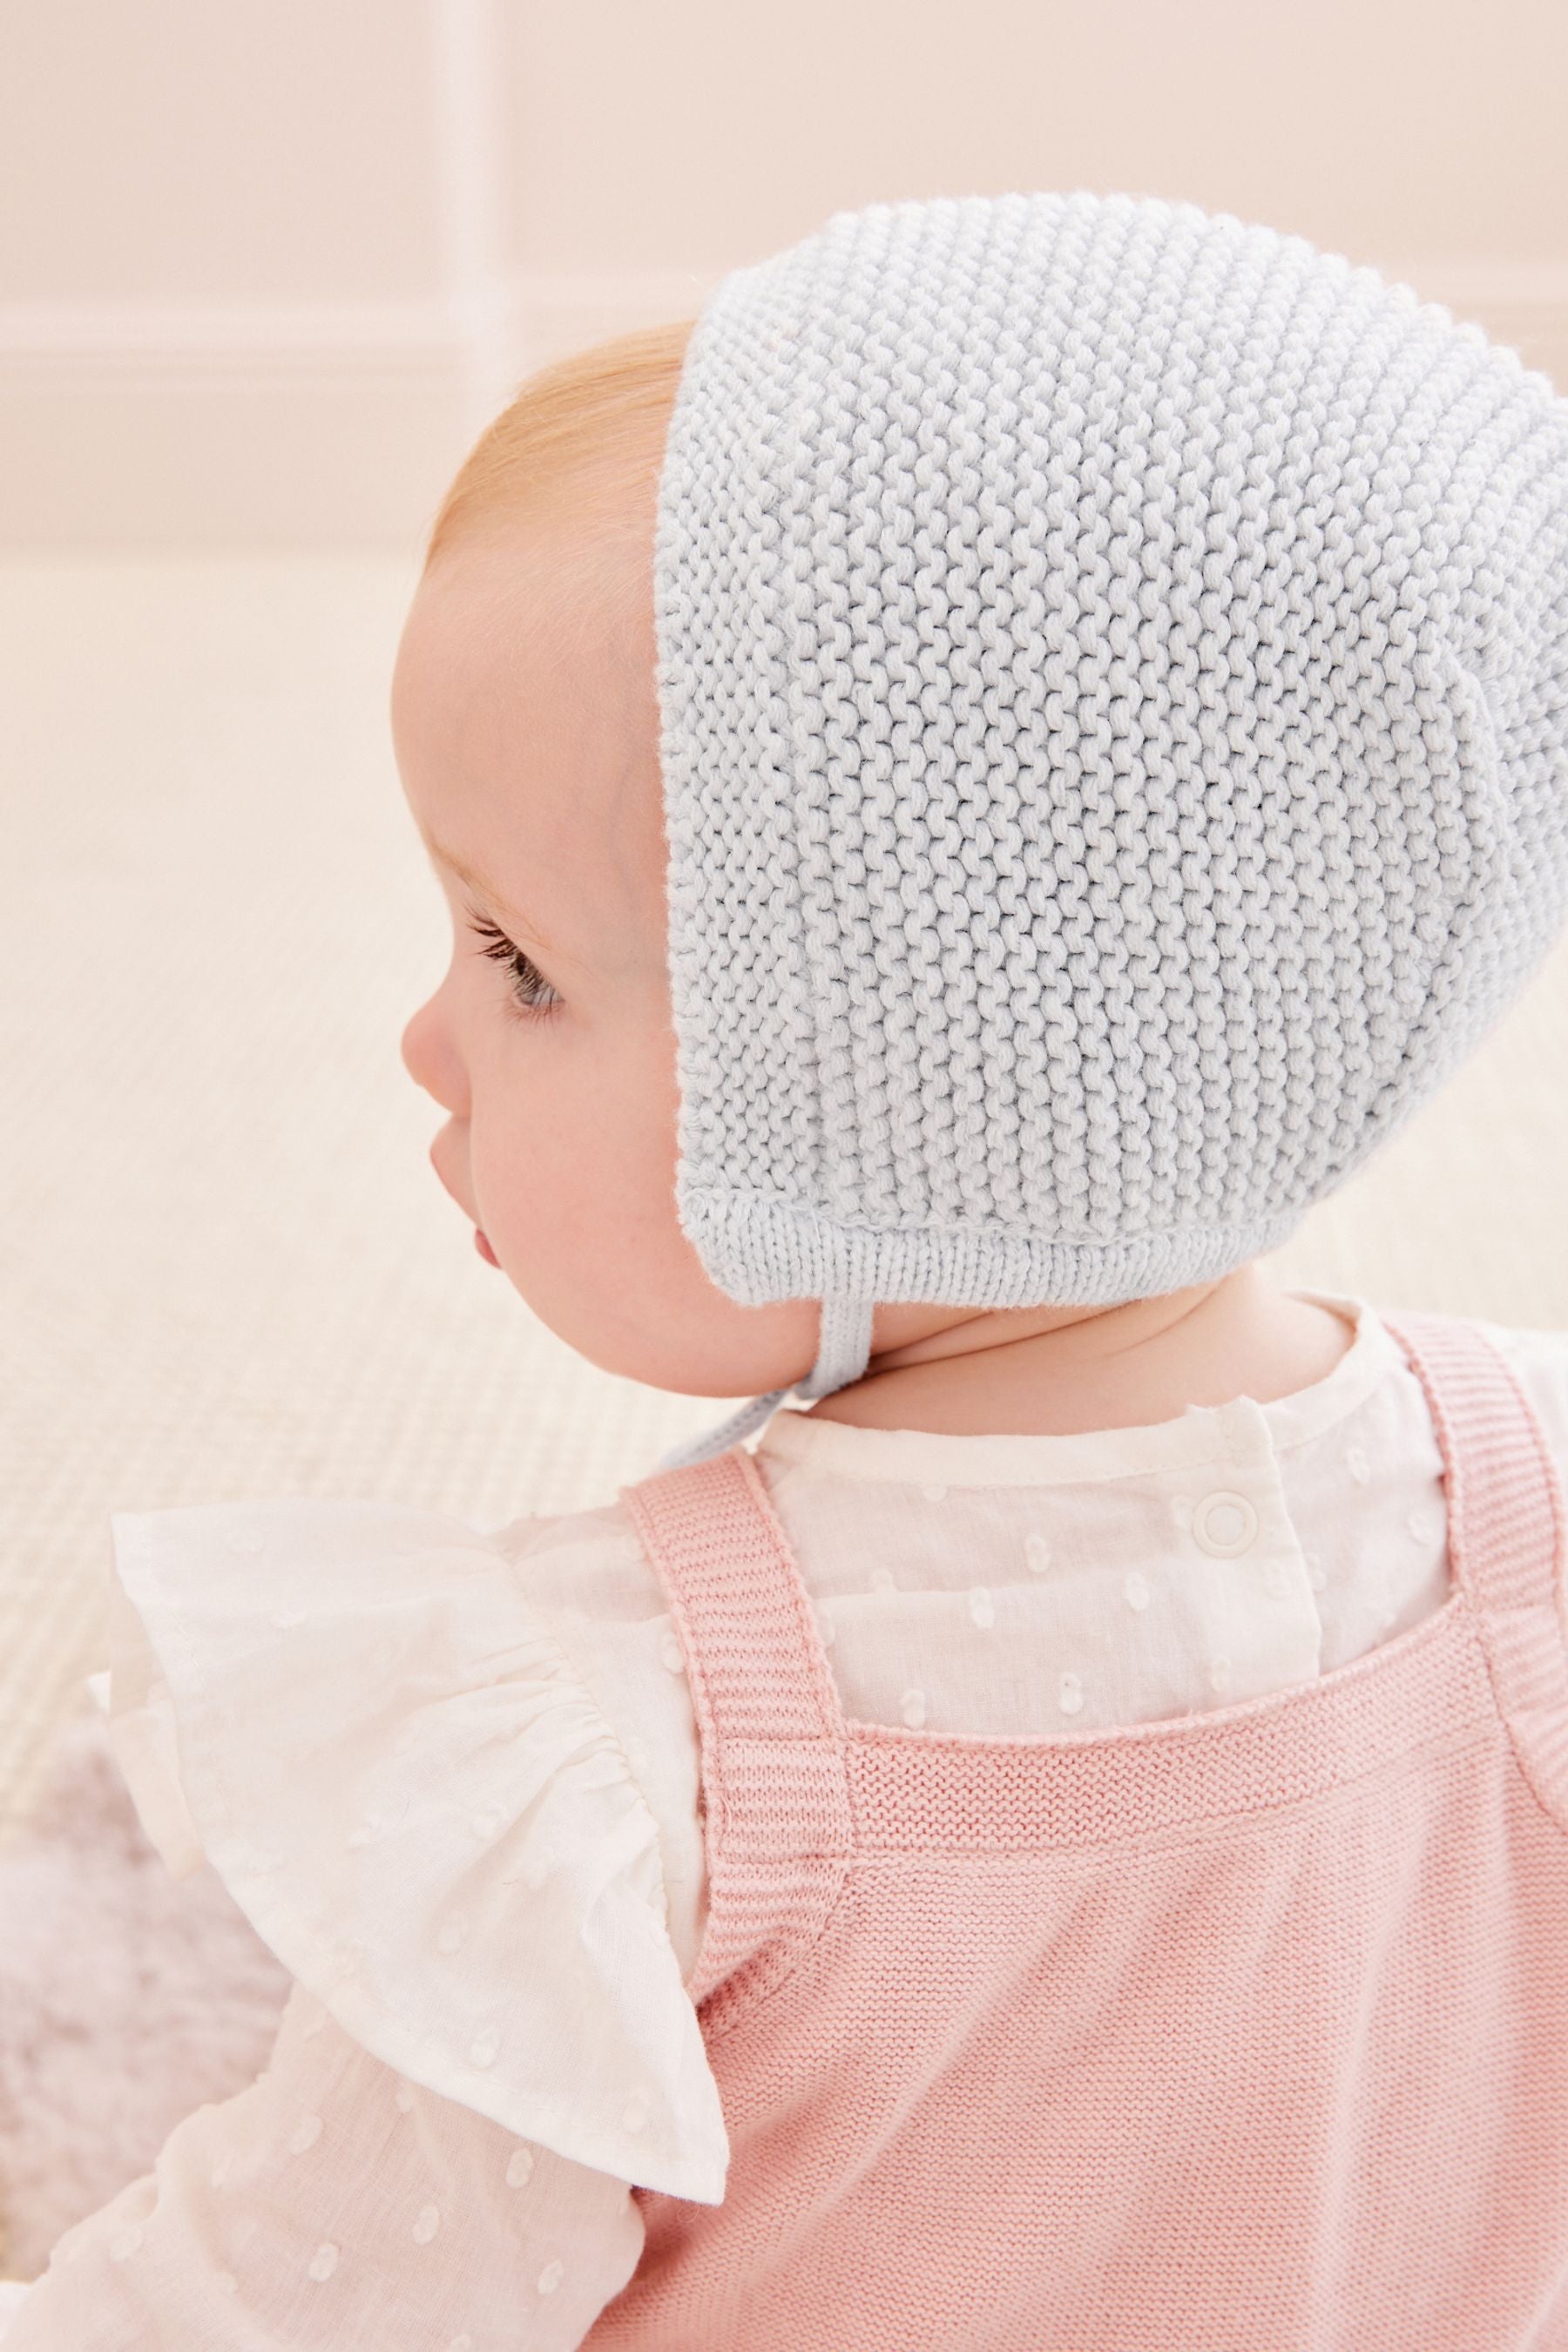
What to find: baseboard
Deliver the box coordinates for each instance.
[0,266,1560,551]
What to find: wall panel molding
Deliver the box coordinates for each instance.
[1,267,1561,549]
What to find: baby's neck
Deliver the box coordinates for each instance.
[802,1263,1355,1438]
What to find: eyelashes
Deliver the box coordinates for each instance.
[464,905,562,1021]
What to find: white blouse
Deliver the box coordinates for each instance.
[3,1287,1566,2348]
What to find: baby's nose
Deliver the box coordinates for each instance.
[400,996,446,1100]
[399,1004,425,1087]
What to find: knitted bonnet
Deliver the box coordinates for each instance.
[651,189,1568,1473]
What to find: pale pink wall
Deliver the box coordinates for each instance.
[509,0,1567,277]
[1,0,1563,544]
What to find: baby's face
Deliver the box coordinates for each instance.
[391,519,824,1402]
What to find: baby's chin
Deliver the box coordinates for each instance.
[500,1275,819,1407]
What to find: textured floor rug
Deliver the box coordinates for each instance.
[0,1704,292,2287]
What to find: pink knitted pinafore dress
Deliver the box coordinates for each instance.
[584,1309,1568,2350]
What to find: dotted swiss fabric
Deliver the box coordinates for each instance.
[652,191,1568,1456]
[4,1297,1567,2347]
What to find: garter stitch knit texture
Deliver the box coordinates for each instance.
[652,190,1568,1472]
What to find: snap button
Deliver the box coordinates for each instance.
[1191,1490,1258,1558]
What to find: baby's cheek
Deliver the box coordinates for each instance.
[473,1016,730,1385]
[506,1051,672,1255]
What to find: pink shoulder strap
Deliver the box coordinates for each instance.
[618,1442,854,2017]
[1380,1307,1568,1825]
[623,1310,1568,2012]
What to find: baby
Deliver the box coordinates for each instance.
[392,322,1354,1448]
[5,189,1568,2350]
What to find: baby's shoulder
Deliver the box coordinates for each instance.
[95,1487,726,2200]
[488,1491,669,1625]
[1464,1314,1568,1456]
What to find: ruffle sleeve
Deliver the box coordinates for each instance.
[89,1497,730,2206]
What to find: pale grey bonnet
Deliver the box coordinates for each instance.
[652,189,1568,1474]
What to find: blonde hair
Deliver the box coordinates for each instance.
[421,318,699,578]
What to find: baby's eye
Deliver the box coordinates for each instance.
[465,909,562,1021]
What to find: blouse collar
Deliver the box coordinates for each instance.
[752,1288,1402,1490]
